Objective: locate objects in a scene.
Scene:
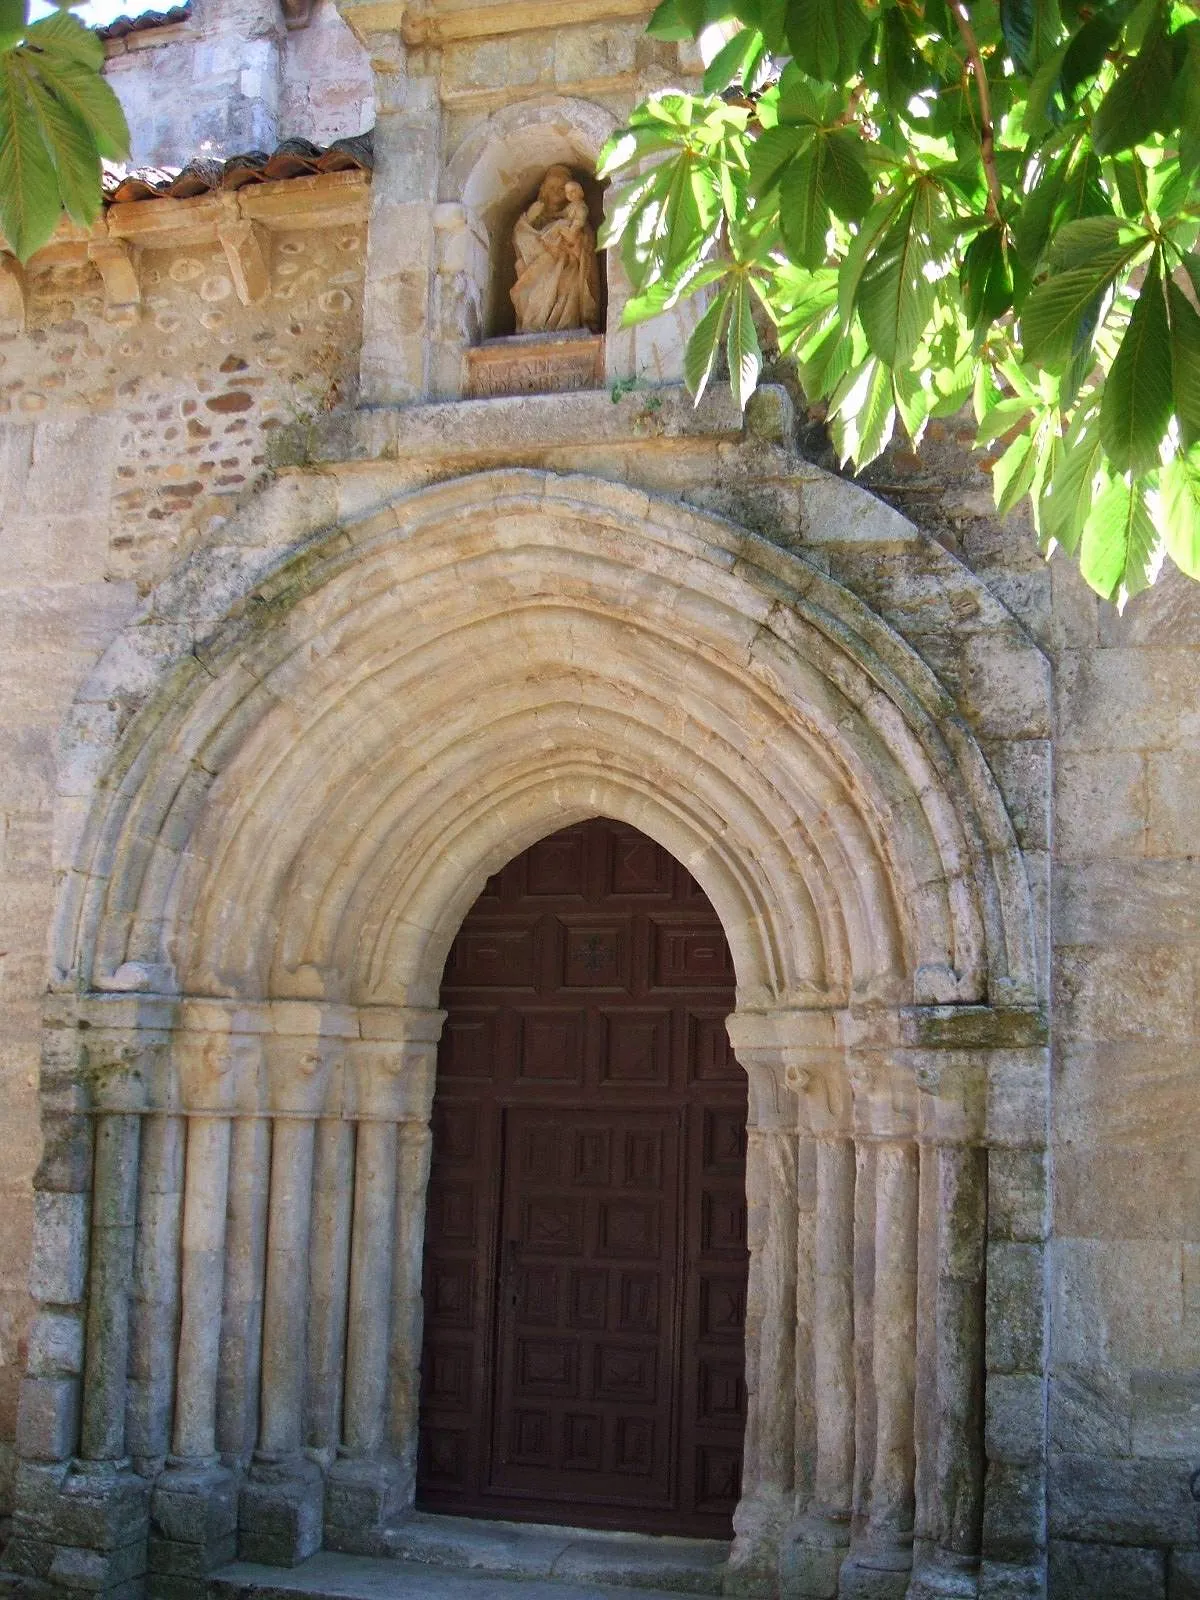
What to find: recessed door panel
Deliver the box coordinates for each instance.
[417,819,747,1537]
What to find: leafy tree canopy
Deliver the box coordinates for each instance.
[0,0,129,262]
[598,0,1200,603]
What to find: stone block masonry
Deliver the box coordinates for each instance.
[0,0,1197,1596]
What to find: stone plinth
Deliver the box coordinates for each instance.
[465,330,604,398]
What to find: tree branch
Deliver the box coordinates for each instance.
[949,0,1004,226]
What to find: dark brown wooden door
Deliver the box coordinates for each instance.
[417,819,749,1537]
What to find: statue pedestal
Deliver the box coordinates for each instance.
[465,330,604,398]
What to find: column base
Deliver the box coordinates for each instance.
[148,1461,238,1600]
[838,1543,913,1600]
[779,1514,851,1599]
[238,1456,324,1567]
[724,1490,789,1596]
[324,1456,410,1552]
[9,1460,150,1600]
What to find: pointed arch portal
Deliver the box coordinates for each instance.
[22,468,1049,1599]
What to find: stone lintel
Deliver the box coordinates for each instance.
[290,382,755,469]
[399,0,653,45]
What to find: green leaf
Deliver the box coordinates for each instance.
[1020,249,1140,367]
[1092,17,1173,154]
[0,0,27,53]
[0,53,62,260]
[684,286,731,401]
[1047,215,1130,271]
[1167,278,1200,446]
[24,8,104,69]
[1079,472,1160,599]
[1001,0,1064,74]
[1061,1,1128,100]
[855,181,943,367]
[962,225,1015,328]
[703,27,763,93]
[726,275,761,410]
[838,189,906,325]
[993,426,1041,516]
[747,122,811,197]
[785,0,870,83]
[830,354,895,466]
[823,129,872,223]
[17,52,101,226]
[1040,410,1105,554]
[780,146,831,270]
[1099,253,1172,474]
[1161,446,1200,578]
[597,124,688,179]
[22,48,129,160]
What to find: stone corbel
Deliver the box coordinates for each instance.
[0,252,26,331]
[217,210,271,305]
[87,237,141,322]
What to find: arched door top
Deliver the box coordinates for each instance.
[53,467,1040,1014]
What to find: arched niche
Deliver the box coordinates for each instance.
[437,97,700,394]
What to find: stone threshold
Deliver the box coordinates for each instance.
[209,1516,730,1599]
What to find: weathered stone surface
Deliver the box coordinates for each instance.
[27,1194,89,1307]
[15,1377,79,1462]
[986,1375,1045,1467]
[238,1466,324,1567]
[988,1151,1048,1244]
[986,1245,1045,1375]
[1047,1540,1166,1600]
[1130,1371,1200,1460]
[983,1463,1046,1564]
[1048,1455,1199,1546]
[1169,1550,1200,1599]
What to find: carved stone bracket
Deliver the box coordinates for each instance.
[87,238,141,323]
[217,212,272,305]
[0,252,26,331]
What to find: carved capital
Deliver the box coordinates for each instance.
[81,1031,158,1112]
[263,1001,358,1115]
[910,1050,987,1146]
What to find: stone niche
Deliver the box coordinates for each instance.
[464,162,608,400]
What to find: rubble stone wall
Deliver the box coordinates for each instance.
[0,225,365,1515]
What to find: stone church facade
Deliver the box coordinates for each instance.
[0,3,1197,1599]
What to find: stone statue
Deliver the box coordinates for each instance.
[510,164,601,335]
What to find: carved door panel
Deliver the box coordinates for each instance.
[417,819,747,1537]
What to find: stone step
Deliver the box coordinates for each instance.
[208,1517,730,1600]
[379,1514,728,1594]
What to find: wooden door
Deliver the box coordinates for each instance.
[417,819,748,1537]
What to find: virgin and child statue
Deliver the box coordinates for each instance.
[510,164,602,336]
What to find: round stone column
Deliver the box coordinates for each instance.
[152,1003,264,1588]
[240,1003,349,1567]
[327,1006,442,1546]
